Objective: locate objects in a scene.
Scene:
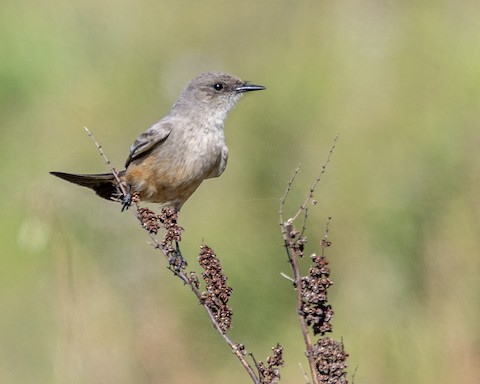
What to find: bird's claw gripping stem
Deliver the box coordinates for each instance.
[121,186,132,211]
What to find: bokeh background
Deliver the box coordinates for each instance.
[1,1,479,383]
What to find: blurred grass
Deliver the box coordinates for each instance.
[1,1,480,383]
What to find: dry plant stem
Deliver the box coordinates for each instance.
[150,226,259,383]
[134,210,259,384]
[84,127,128,197]
[290,133,339,223]
[132,211,260,382]
[279,164,301,215]
[143,227,260,384]
[85,129,260,384]
[299,363,311,384]
[280,171,318,384]
[283,227,318,384]
[279,138,339,384]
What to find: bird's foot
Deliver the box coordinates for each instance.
[121,194,131,211]
[121,186,132,212]
[169,241,187,271]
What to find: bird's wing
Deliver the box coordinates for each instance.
[125,121,172,168]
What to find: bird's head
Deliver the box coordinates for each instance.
[172,72,265,121]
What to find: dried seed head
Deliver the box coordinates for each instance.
[138,207,160,234]
[300,253,334,336]
[198,245,233,333]
[257,343,284,384]
[313,338,349,383]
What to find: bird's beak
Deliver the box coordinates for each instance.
[235,82,266,93]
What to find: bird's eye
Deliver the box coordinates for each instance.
[213,83,224,91]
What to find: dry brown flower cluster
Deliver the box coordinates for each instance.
[256,343,284,384]
[313,338,349,384]
[138,207,160,234]
[198,245,233,333]
[158,208,183,245]
[301,253,334,336]
[159,208,186,269]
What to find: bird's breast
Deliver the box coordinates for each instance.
[124,126,227,205]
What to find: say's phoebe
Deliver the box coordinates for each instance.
[50,72,265,210]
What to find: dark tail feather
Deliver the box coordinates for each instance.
[49,171,125,201]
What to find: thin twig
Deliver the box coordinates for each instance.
[299,206,309,239]
[321,216,333,257]
[84,127,127,196]
[290,133,339,223]
[352,364,359,384]
[280,272,295,283]
[279,164,301,221]
[249,352,261,377]
[298,363,311,384]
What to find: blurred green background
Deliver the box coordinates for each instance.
[1,1,479,383]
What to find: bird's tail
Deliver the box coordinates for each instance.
[49,171,126,201]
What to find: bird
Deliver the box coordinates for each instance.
[50,72,265,211]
